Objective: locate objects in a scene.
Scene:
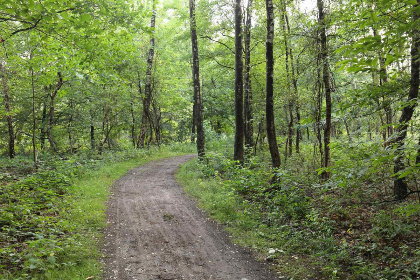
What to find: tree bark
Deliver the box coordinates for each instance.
[234,0,244,163]
[373,28,394,140]
[282,7,293,158]
[138,1,156,148]
[40,94,48,150]
[1,61,15,159]
[287,102,293,157]
[315,63,324,165]
[47,72,64,153]
[244,0,253,150]
[189,0,205,158]
[191,102,196,143]
[265,0,281,168]
[284,11,301,154]
[318,0,332,179]
[30,59,37,168]
[393,0,420,199]
[90,125,95,150]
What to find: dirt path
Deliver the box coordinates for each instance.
[102,155,278,280]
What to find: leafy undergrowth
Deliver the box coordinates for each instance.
[177,143,420,280]
[0,143,195,279]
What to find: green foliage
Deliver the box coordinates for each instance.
[0,143,194,279]
[0,171,72,276]
[178,141,420,279]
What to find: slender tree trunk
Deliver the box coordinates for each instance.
[189,0,205,158]
[138,2,156,148]
[47,72,64,152]
[265,0,281,168]
[90,125,95,150]
[1,61,14,159]
[284,11,301,154]
[130,97,136,148]
[316,76,324,165]
[318,0,332,179]
[344,119,352,143]
[68,99,74,154]
[288,103,293,156]
[191,102,196,143]
[282,8,293,157]
[416,136,420,165]
[254,120,263,155]
[153,104,162,146]
[99,106,109,155]
[234,0,244,163]
[40,96,47,150]
[244,0,254,150]
[374,28,394,139]
[30,59,37,168]
[393,0,420,199]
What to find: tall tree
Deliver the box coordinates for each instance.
[282,4,293,158]
[317,0,332,179]
[30,49,37,168]
[244,0,253,150]
[265,0,281,168]
[0,60,14,159]
[189,0,205,158]
[47,72,64,152]
[138,1,156,148]
[393,0,420,199]
[284,10,301,154]
[234,0,244,162]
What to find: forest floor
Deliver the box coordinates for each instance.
[102,155,279,280]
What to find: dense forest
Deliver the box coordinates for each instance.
[1,0,419,279]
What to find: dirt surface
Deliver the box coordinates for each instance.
[102,155,279,280]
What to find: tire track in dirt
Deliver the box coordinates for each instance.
[102,155,278,280]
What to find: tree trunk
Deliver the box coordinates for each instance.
[287,102,293,157]
[282,8,293,158]
[265,0,281,168]
[1,61,15,159]
[90,125,95,150]
[373,28,394,140]
[416,136,420,165]
[30,60,37,168]
[130,87,137,148]
[244,0,254,150]
[68,99,74,154]
[189,0,205,158]
[47,72,64,153]
[318,0,332,179]
[315,72,324,165]
[285,10,301,153]
[234,0,244,163]
[344,119,352,143]
[393,0,420,199]
[191,102,196,143]
[138,2,156,148]
[41,97,47,150]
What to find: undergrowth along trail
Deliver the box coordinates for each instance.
[177,153,420,280]
[0,143,195,280]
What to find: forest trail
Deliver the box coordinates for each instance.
[102,155,278,280]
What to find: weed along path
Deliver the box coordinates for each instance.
[102,155,278,280]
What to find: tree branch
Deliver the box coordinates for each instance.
[200,35,235,54]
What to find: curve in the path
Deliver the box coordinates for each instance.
[102,155,278,280]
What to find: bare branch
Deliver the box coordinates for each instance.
[200,35,235,54]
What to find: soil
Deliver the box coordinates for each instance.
[102,155,279,280]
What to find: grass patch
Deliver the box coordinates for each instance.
[1,143,195,279]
